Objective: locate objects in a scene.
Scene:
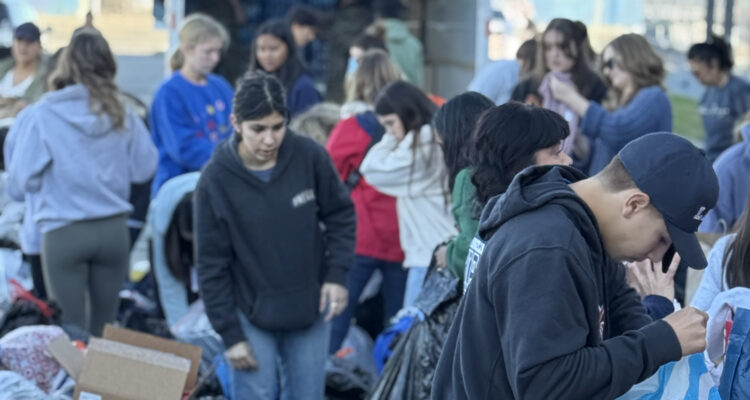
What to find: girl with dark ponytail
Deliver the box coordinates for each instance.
[688,35,750,162]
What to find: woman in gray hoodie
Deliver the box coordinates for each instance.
[6,29,158,335]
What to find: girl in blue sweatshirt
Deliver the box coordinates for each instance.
[549,33,672,175]
[247,19,322,118]
[6,30,158,336]
[149,14,234,196]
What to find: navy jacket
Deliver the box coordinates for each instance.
[432,166,682,400]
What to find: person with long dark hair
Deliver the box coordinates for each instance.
[431,92,494,278]
[360,80,456,307]
[692,195,750,310]
[195,72,354,398]
[550,33,672,175]
[6,29,158,335]
[688,35,750,162]
[248,18,322,117]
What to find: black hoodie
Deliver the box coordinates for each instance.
[432,166,682,400]
[195,132,355,349]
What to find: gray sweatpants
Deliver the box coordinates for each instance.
[42,214,129,336]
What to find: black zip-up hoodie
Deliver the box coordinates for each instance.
[195,132,355,348]
[432,166,682,400]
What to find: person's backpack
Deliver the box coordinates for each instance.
[345,112,384,191]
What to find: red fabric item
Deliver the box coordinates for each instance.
[428,93,446,107]
[326,117,404,263]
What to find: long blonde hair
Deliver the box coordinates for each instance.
[170,13,229,71]
[48,29,125,129]
[604,34,665,106]
[346,49,402,104]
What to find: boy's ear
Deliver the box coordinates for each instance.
[622,190,651,219]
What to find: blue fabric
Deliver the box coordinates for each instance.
[699,125,750,233]
[149,72,234,197]
[373,314,414,373]
[329,255,407,354]
[616,353,720,399]
[288,74,322,118]
[148,172,200,327]
[642,295,674,320]
[403,266,428,309]
[581,86,672,175]
[700,75,750,162]
[249,167,274,183]
[720,307,750,400]
[467,60,520,105]
[230,310,331,399]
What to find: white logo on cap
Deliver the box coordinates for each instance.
[693,206,708,221]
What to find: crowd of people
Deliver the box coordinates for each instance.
[0,1,750,399]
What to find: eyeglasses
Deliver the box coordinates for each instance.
[603,58,617,70]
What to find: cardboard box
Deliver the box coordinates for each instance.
[48,325,203,400]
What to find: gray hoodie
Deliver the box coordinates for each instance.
[6,84,158,233]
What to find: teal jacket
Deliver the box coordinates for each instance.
[382,19,424,88]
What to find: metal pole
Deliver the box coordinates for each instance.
[706,0,715,39]
[724,0,734,41]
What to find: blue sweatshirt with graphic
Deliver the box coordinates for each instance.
[699,75,750,162]
[149,72,234,197]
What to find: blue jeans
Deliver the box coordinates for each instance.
[329,255,407,354]
[403,266,429,308]
[231,311,331,400]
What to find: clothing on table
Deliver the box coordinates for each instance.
[581,86,672,175]
[149,71,234,196]
[195,132,355,349]
[699,125,750,234]
[433,165,681,399]
[699,75,750,162]
[5,84,158,234]
[467,60,520,105]
[445,168,479,280]
[360,125,457,268]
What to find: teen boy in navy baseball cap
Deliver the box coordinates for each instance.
[434,132,717,399]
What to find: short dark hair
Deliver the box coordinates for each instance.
[233,72,289,124]
[433,91,494,191]
[596,155,638,192]
[688,34,733,71]
[471,102,570,206]
[374,80,436,133]
[285,5,320,28]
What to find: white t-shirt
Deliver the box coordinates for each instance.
[0,69,33,98]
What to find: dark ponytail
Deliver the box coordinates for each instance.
[233,72,289,142]
[688,34,733,71]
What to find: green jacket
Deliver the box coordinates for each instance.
[446,168,480,279]
[382,19,424,88]
[0,54,49,103]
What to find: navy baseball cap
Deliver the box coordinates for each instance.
[14,23,41,42]
[618,132,719,269]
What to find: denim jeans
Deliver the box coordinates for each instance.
[231,311,331,400]
[329,255,407,354]
[403,266,429,308]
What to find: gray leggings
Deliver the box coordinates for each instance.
[42,214,129,336]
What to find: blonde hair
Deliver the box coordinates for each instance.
[170,13,229,71]
[604,34,665,106]
[346,49,402,104]
[48,29,125,129]
[288,102,341,145]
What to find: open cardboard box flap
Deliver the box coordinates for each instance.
[48,325,203,398]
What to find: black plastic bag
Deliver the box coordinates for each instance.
[367,267,461,400]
